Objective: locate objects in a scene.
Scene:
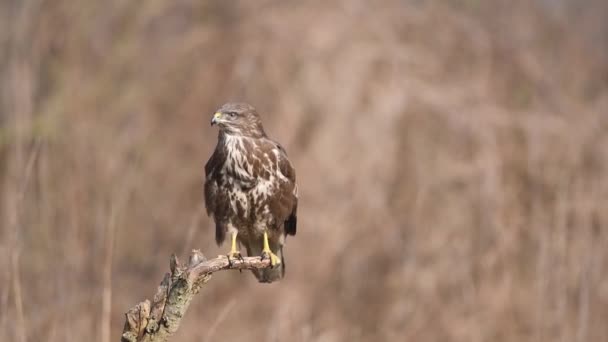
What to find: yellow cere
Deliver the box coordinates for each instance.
[214,112,222,119]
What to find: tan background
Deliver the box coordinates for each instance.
[1,1,608,341]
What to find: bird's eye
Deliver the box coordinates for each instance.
[227,112,237,118]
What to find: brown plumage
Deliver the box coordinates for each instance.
[204,102,298,283]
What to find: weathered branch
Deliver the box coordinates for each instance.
[121,250,271,342]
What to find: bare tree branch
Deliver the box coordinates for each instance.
[121,250,271,342]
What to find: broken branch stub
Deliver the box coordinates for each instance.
[121,250,271,342]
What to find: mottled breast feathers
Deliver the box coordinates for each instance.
[204,131,298,244]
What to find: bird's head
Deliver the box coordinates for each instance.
[211,102,266,138]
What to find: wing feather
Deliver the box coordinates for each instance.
[274,142,298,236]
[204,150,219,215]
[204,148,227,244]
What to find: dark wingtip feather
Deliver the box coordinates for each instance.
[285,214,297,236]
[215,221,225,246]
[280,246,286,278]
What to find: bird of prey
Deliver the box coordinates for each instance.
[204,102,298,283]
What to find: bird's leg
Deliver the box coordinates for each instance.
[261,230,281,268]
[226,231,242,266]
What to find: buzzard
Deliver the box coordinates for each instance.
[204,102,298,283]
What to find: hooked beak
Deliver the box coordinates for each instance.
[210,112,222,126]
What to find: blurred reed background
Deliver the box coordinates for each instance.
[1,0,607,341]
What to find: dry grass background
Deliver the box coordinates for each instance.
[1,0,608,341]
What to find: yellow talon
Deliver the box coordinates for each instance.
[262,230,281,267]
[227,232,242,261]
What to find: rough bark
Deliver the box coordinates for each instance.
[121,250,271,342]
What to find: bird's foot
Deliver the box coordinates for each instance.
[261,250,281,268]
[226,250,243,267]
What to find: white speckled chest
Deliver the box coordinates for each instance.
[219,135,285,232]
